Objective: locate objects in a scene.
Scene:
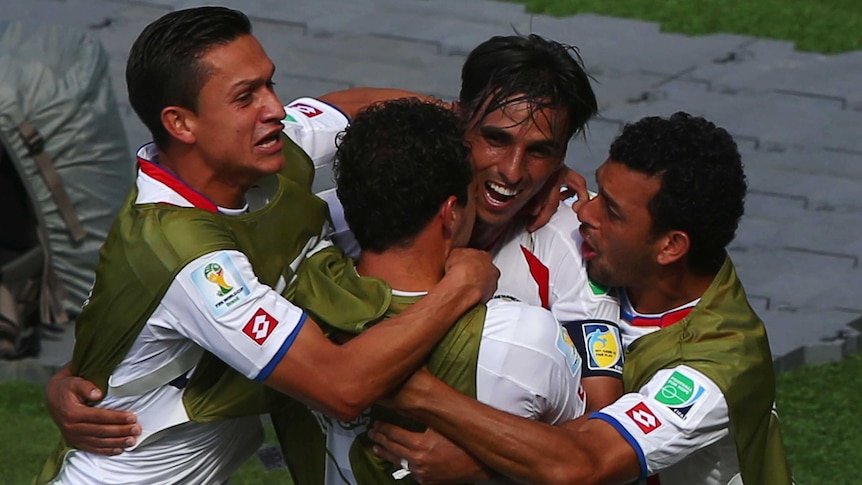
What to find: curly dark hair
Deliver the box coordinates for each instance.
[609,112,747,274]
[458,34,598,141]
[126,7,252,150]
[334,98,472,254]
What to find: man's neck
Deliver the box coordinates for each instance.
[625,267,714,315]
[470,219,516,251]
[356,247,444,293]
[158,147,247,209]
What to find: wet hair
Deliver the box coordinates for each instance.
[334,98,472,254]
[458,34,598,141]
[609,112,747,274]
[126,6,252,149]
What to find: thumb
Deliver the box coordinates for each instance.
[70,377,103,402]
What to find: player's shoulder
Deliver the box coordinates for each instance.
[485,298,561,345]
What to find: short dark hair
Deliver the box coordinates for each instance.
[126,7,252,149]
[609,112,747,274]
[334,99,472,254]
[458,34,598,141]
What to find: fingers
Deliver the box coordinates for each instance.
[443,249,499,302]
[62,412,140,452]
[569,197,588,214]
[72,405,138,426]
[70,422,140,455]
[369,422,416,463]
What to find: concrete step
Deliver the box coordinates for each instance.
[684,46,862,111]
[601,79,862,153]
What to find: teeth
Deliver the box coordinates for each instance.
[258,136,277,148]
[487,181,520,197]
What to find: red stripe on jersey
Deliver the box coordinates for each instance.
[520,245,549,310]
[138,157,219,213]
[629,307,693,328]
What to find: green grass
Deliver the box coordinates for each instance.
[776,352,862,484]
[0,382,291,485]
[4,353,861,484]
[504,0,862,53]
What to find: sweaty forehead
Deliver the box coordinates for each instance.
[472,101,569,141]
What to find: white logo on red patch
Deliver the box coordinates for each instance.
[243,308,279,345]
[626,402,662,434]
[288,102,323,118]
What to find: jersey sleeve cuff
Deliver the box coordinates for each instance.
[254,313,307,382]
[589,412,648,482]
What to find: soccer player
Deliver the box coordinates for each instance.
[278,97,585,485]
[35,8,496,484]
[46,32,623,466]
[370,113,793,485]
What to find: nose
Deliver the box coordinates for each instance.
[497,146,526,185]
[261,88,286,122]
[577,194,598,227]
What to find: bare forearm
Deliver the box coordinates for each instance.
[333,275,483,407]
[319,87,436,119]
[402,376,594,485]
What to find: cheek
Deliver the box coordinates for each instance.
[469,144,499,173]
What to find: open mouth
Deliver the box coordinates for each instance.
[579,228,597,260]
[485,181,521,204]
[256,132,281,149]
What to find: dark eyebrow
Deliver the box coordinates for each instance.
[229,65,276,94]
[601,188,622,215]
[594,168,622,215]
[528,138,563,153]
[477,125,513,140]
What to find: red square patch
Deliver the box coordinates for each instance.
[625,402,662,434]
[243,308,279,345]
[288,102,323,118]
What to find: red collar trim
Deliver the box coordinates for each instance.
[137,156,219,213]
[629,307,694,329]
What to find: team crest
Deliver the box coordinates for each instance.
[654,369,708,420]
[191,253,251,317]
[582,323,623,374]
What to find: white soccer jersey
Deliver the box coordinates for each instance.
[281,97,350,170]
[54,116,341,483]
[489,203,624,379]
[318,296,587,485]
[592,294,742,485]
[296,100,626,378]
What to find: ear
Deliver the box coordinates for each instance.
[439,195,460,239]
[655,230,690,266]
[161,106,197,146]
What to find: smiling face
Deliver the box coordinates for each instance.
[185,34,287,192]
[578,160,665,288]
[465,99,568,236]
